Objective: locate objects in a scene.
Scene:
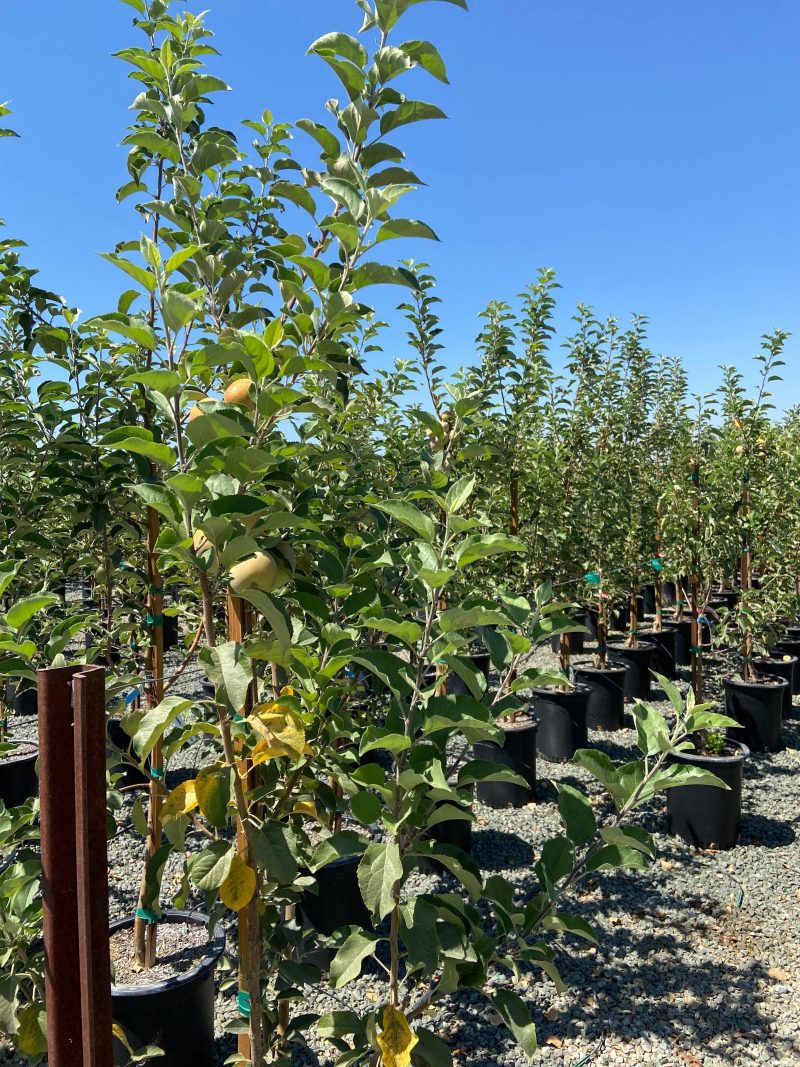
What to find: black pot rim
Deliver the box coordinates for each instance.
[573,664,628,678]
[0,742,39,767]
[673,740,750,765]
[528,684,591,698]
[607,639,656,651]
[724,676,789,692]
[498,714,540,733]
[758,654,797,665]
[110,910,225,996]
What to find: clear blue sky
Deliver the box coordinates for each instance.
[2,0,798,403]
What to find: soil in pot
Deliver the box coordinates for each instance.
[663,619,691,667]
[607,640,656,701]
[573,664,627,731]
[667,739,749,850]
[107,719,150,789]
[754,656,796,717]
[3,683,37,717]
[300,854,373,936]
[640,628,678,680]
[725,676,786,753]
[111,911,225,1067]
[531,686,590,762]
[472,715,537,808]
[0,742,39,807]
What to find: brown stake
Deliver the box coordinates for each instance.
[227,592,259,1060]
[74,666,114,1067]
[509,473,519,536]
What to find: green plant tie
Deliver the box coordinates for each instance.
[146,614,163,627]
[691,471,700,483]
[150,767,165,781]
[0,718,7,730]
[690,646,703,654]
[741,655,754,663]
[237,990,251,1019]
[149,585,164,596]
[135,907,161,925]
[596,646,606,653]
[629,629,638,636]
[232,713,245,722]
[650,559,663,573]
[585,571,601,586]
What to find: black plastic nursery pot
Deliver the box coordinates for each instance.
[725,676,787,754]
[300,854,373,936]
[666,741,749,850]
[418,783,474,874]
[445,651,491,696]
[549,610,588,655]
[785,625,800,640]
[473,716,538,808]
[531,686,590,762]
[754,656,795,717]
[607,640,655,701]
[0,743,39,807]
[641,628,678,680]
[573,664,627,732]
[769,652,799,706]
[642,585,656,616]
[111,911,225,1067]
[107,718,150,789]
[713,589,739,611]
[663,618,692,667]
[200,676,216,700]
[162,613,179,652]
[3,683,37,717]
[772,641,800,694]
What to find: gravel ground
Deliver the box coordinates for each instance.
[2,619,799,1066]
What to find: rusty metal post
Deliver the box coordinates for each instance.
[38,664,112,1067]
[74,666,113,1067]
[38,664,83,1064]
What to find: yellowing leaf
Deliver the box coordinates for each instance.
[219,854,257,911]
[195,766,231,828]
[249,702,306,761]
[161,780,198,822]
[377,1006,418,1067]
[292,800,321,821]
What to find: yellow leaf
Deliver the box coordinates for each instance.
[292,799,321,821]
[161,780,198,822]
[377,1006,418,1067]
[249,701,306,761]
[195,766,231,827]
[219,854,257,911]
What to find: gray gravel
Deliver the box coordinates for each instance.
[2,620,799,1066]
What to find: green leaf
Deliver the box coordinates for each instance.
[0,561,21,598]
[541,911,599,945]
[412,1026,453,1067]
[362,617,423,646]
[100,253,156,291]
[535,837,574,891]
[132,697,194,761]
[444,475,475,514]
[399,897,438,973]
[375,499,436,541]
[380,100,447,135]
[375,218,439,243]
[330,929,380,988]
[350,262,420,291]
[190,840,234,890]
[319,176,363,218]
[161,289,199,332]
[491,989,537,1061]
[454,534,526,569]
[251,820,299,883]
[199,642,252,714]
[401,39,450,83]
[127,369,182,398]
[413,842,481,899]
[358,841,403,920]
[632,701,671,756]
[555,783,596,847]
[5,594,59,630]
[587,844,651,872]
[351,790,382,825]
[101,427,176,467]
[599,825,656,857]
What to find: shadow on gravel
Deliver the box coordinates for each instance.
[472,828,534,870]
[445,870,796,1063]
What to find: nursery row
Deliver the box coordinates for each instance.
[2,0,799,1064]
